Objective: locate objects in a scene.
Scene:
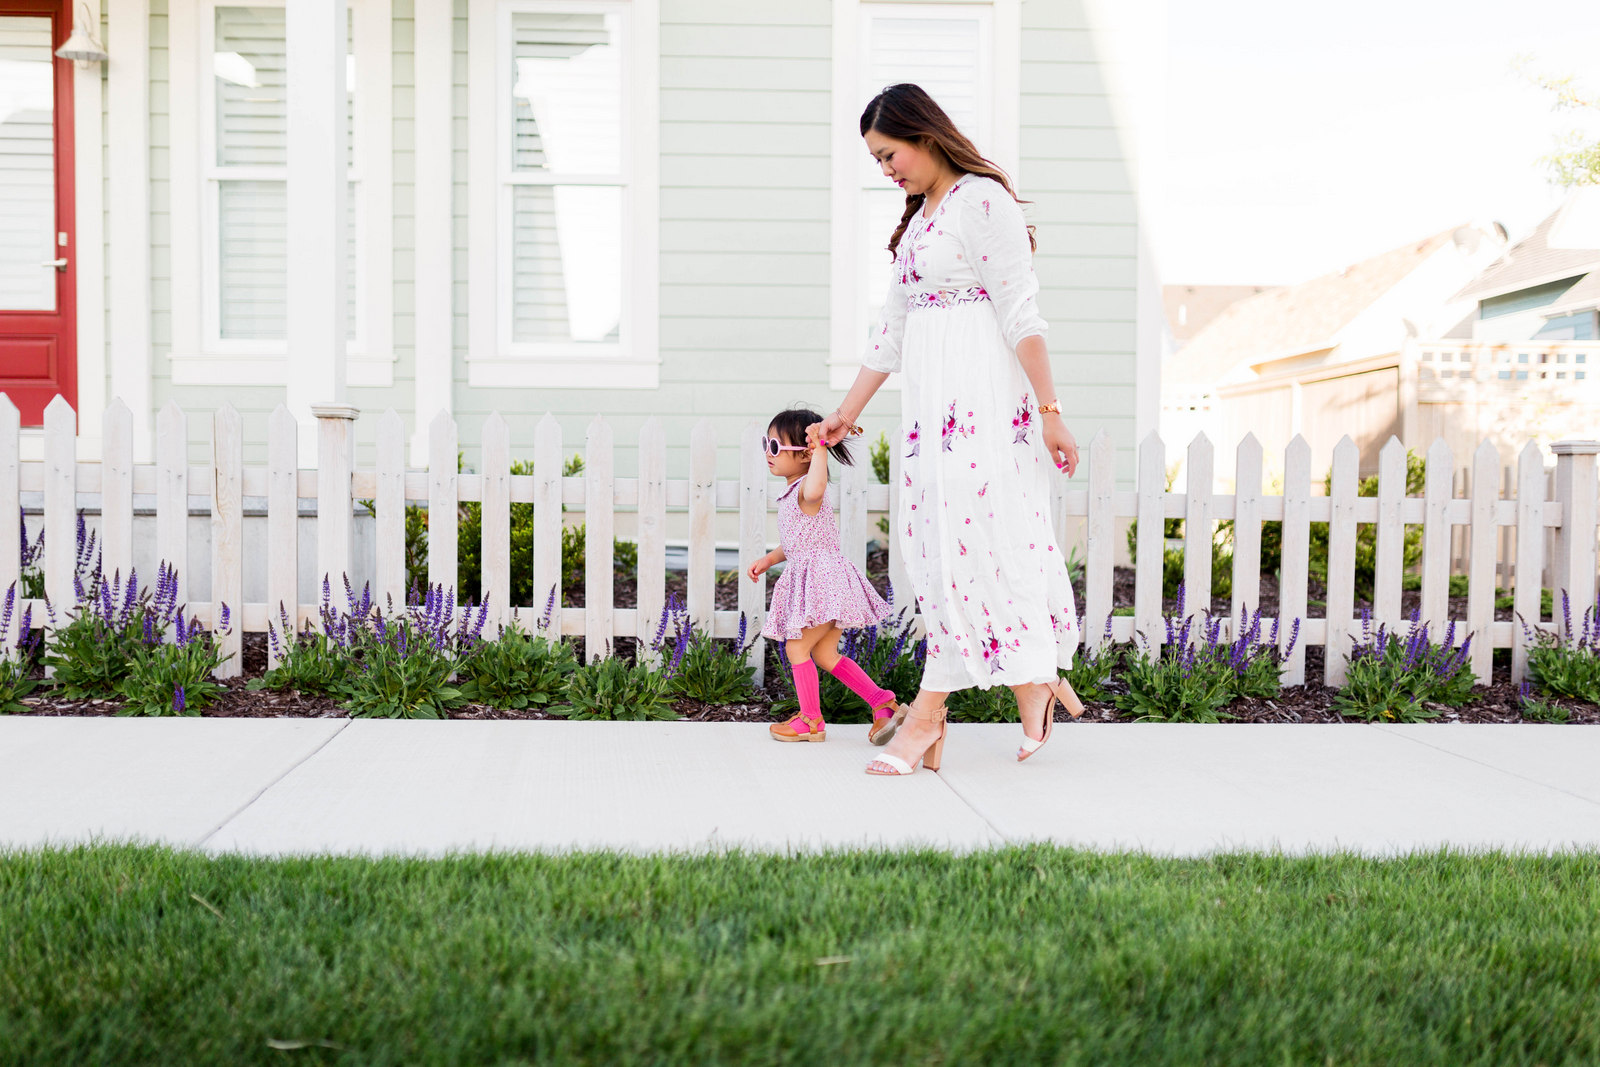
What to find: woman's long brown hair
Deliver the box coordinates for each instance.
[860,82,1034,257]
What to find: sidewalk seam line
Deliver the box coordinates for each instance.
[1376,727,1600,810]
[933,768,1012,845]
[193,719,352,848]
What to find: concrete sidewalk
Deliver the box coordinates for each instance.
[2,718,1598,856]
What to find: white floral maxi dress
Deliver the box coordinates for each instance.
[859,174,1078,692]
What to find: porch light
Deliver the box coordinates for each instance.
[55,3,109,67]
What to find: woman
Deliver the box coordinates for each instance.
[812,83,1085,776]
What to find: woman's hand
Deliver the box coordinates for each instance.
[1043,415,1079,477]
[809,411,850,448]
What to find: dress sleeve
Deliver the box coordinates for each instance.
[860,258,909,374]
[966,185,1048,350]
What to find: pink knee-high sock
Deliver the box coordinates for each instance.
[826,656,895,710]
[791,659,823,725]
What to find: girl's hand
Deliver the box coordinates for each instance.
[748,555,770,582]
[1043,416,1079,477]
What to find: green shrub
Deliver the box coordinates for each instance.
[947,683,1016,723]
[1114,591,1293,722]
[870,431,890,484]
[337,586,490,719]
[647,597,758,704]
[117,615,230,717]
[1064,615,1119,702]
[551,656,676,721]
[1331,609,1474,722]
[1518,682,1571,723]
[458,621,578,710]
[43,565,167,700]
[1523,593,1600,704]
[0,584,40,714]
[249,600,351,696]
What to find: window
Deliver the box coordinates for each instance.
[169,0,393,385]
[828,0,1018,390]
[1534,310,1598,340]
[468,0,659,388]
[206,5,354,345]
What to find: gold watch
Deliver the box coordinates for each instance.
[1038,400,1062,415]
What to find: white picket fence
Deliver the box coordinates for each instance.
[4,394,1598,690]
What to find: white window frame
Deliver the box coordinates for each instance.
[828,0,1019,391]
[466,0,659,389]
[167,0,394,387]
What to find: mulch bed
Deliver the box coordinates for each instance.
[9,556,1596,723]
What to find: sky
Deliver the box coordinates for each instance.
[1160,0,1600,285]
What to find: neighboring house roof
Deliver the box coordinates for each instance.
[1165,229,1457,388]
[1162,284,1277,346]
[1454,193,1600,304]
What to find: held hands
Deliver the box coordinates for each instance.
[1043,414,1079,477]
[809,412,849,449]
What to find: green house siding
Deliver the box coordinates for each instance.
[124,0,1142,481]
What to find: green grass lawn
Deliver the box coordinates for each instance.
[3,846,1598,1066]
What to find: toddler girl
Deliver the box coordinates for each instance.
[748,407,904,744]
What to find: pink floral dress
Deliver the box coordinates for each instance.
[860,174,1078,691]
[760,479,892,642]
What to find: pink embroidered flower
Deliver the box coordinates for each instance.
[905,421,921,459]
[1012,394,1034,444]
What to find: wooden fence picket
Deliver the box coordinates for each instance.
[100,400,134,584]
[374,409,406,613]
[1512,441,1545,683]
[156,402,188,592]
[1466,439,1498,683]
[1420,438,1454,629]
[211,404,243,678]
[480,411,511,630]
[687,420,716,635]
[839,445,867,574]
[532,414,562,631]
[584,416,614,662]
[0,396,18,609]
[1230,433,1262,640]
[266,405,299,657]
[1280,435,1311,684]
[1134,432,1165,649]
[426,410,458,598]
[1182,433,1213,623]
[42,396,75,618]
[635,418,666,662]
[1323,436,1360,685]
[1083,428,1115,648]
[1373,436,1405,630]
[738,419,767,683]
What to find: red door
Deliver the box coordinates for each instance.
[0,0,76,425]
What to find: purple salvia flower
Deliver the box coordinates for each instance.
[142,613,156,646]
[0,583,12,642]
[321,575,332,615]
[173,685,185,713]
[1102,614,1115,643]
[889,625,909,665]
[1561,589,1573,639]
[17,605,32,651]
[1285,617,1301,658]
[374,612,388,644]
[344,573,357,616]
[885,580,894,611]
[651,601,670,650]
[737,612,747,650]
[669,627,689,676]
[1361,605,1372,642]
[1269,613,1280,647]
[445,586,456,632]
[219,601,231,634]
[1442,619,1457,654]
[174,607,189,648]
[267,622,282,660]
[397,624,408,657]
[188,615,204,645]
[1163,608,1175,647]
